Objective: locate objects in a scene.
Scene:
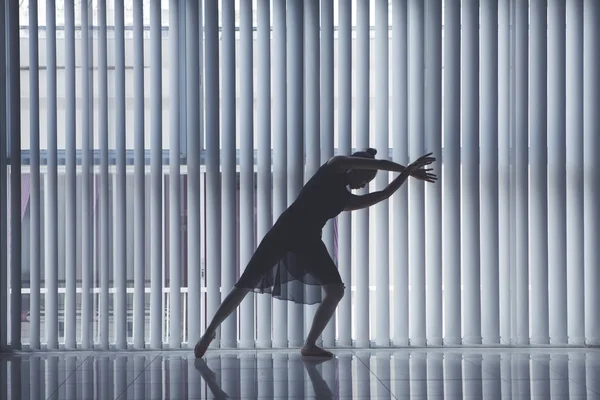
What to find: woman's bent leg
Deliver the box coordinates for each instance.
[295,240,346,358]
[301,282,345,358]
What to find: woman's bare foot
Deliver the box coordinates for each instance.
[194,332,216,359]
[300,344,334,359]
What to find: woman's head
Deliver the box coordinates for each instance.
[347,148,378,189]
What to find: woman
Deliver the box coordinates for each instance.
[195,148,436,359]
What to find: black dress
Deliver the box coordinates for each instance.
[235,162,351,304]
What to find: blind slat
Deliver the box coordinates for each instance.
[133,0,146,349]
[286,0,304,347]
[98,0,110,350]
[220,0,237,349]
[46,0,60,350]
[8,0,23,350]
[498,0,511,344]
[149,0,164,349]
[29,0,42,351]
[272,0,287,349]
[355,0,370,348]
[375,0,390,347]
[583,0,600,346]
[114,0,128,350]
[239,0,256,348]
[442,0,461,346]
[0,0,7,351]
[337,0,353,348]
[80,0,93,350]
[320,0,335,348]
[392,0,409,347]
[205,0,222,349]
[547,0,567,345]
[481,0,500,344]
[64,0,77,350]
[566,0,585,346]
[186,0,201,348]
[424,0,443,346]
[514,0,530,345]
[304,0,321,342]
[168,0,182,349]
[461,0,481,345]
[256,0,273,349]
[530,0,549,345]
[286,0,307,347]
[408,0,426,346]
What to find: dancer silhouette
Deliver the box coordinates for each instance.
[195,148,436,359]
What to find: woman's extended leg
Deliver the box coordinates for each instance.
[194,286,250,358]
[301,282,345,358]
[195,231,286,358]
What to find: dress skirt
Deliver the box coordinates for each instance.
[235,217,344,305]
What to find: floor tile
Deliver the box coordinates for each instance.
[1,347,600,399]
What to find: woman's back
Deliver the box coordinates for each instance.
[281,163,351,231]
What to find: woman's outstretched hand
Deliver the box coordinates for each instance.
[378,153,436,200]
[405,153,437,182]
[411,167,437,183]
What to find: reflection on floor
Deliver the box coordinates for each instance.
[1,347,599,399]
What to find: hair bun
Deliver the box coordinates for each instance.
[366,148,377,156]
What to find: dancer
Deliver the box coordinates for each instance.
[195,148,436,359]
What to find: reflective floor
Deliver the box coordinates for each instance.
[1,347,599,399]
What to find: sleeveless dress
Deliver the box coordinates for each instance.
[235,161,351,304]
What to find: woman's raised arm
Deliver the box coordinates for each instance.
[326,155,407,173]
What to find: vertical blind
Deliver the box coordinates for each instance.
[1,0,599,351]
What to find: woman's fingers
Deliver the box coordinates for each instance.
[416,160,434,168]
[413,170,437,182]
[413,158,430,166]
[416,169,436,177]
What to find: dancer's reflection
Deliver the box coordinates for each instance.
[302,358,337,400]
[194,355,339,400]
[194,358,230,399]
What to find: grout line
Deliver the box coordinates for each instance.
[530,354,600,397]
[114,351,164,400]
[351,349,398,400]
[46,351,96,400]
